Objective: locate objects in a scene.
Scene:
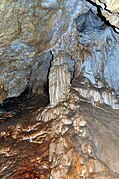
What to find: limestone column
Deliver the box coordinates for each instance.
[49,51,70,107]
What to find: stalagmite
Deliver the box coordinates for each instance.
[49,51,71,107]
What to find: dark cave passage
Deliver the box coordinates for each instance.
[0,86,49,122]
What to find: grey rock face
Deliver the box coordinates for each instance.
[0,41,52,103]
[49,8,119,109]
[0,0,119,109]
[0,0,57,48]
[30,51,52,95]
[0,41,35,103]
[0,0,90,103]
[74,10,119,109]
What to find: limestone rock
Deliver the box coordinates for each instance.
[0,0,89,102]
[0,0,57,49]
[0,0,119,178]
[30,51,52,95]
[73,10,119,109]
[0,45,53,103]
[0,58,31,102]
[49,51,71,107]
[0,0,119,103]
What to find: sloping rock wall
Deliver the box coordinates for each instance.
[0,88,119,178]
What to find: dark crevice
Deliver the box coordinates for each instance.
[1,87,31,111]
[0,86,49,121]
[43,82,49,97]
[45,50,53,103]
[86,0,119,33]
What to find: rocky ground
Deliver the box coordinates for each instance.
[0,87,119,179]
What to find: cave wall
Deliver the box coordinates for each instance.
[0,0,119,109]
[0,1,119,178]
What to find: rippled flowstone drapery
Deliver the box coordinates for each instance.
[49,51,71,107]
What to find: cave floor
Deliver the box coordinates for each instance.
[0,94,119,178]
[0,94,50,178]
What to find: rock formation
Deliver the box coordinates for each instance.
[0,0,119,178]
[89,0,119,29]
[49,51,71,107]
[0,0,119,107]
[0,88,119,178]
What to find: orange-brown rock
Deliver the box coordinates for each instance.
[0,89,119,178]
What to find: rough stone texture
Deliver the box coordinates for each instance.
[0,0,119,177]
[0,89,119,178]
[72,76,119,109]
[30,51,52,95]
[0,46,52,103]
[0,0,90,102]
[0,0,119,105]
[0,41,34,103]
[50,8,119,109]
[0,0,57,48]
[74,10,119,109]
